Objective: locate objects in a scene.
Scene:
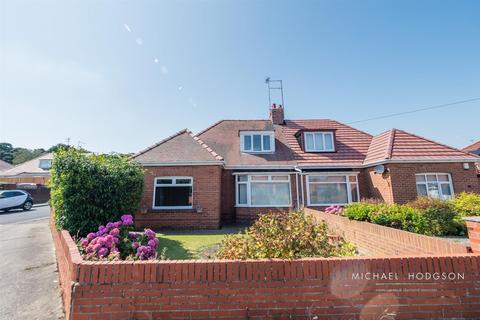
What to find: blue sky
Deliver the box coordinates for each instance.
[0,0,479,153]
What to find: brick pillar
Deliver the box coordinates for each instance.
[464,217,480,253]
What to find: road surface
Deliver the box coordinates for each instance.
[0,205,64,319]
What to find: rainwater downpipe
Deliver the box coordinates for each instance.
[294,166,304,210]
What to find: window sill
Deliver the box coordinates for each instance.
[149,207,199,213]
[235,205,292,208]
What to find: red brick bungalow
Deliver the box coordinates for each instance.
[131,105,480,229]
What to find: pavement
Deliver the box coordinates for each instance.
[0,205,64,320]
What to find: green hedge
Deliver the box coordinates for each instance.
[451,192,480,217]
[50,148,144,236]
[343,197,468,236]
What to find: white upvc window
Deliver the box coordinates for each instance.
[415,173,454,199]
[235,174,291,207]
[304,132,335,152]
[306,174,359,206]
[240,131,275,153]
[153,176,193,209]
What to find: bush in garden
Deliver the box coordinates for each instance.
[345,198,466,236]
[216,211,356,259]
[343,202,379,221]
[77,214,160,260]
[324,205,343,215]
[451,192,480,217]
[407,197,461,236]
[50,148,144,236]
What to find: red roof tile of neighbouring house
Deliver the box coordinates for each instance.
[364,129,479,165]
[462,140,480,154]
[131,129,223,164]
[282,120,373,167]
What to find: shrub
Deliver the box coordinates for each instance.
[451,192,480,217]
[407,197,461,236]
[346,198,466,236]
[343,202,378,221]
[216,211,355,259]
[50,148,144,236]
[77,214,161,260]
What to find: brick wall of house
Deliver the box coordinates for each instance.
[305,208,469,255]
[136,165,222,229]
[236,173,299,224]
[51,220,480,320]
[364,167,395,202]
[388,162,480,203]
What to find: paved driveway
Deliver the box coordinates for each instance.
[0,206,64,319]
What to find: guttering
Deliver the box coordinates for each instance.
[363,158,480,167]
[138,161,224,166]
[224,164,296,170]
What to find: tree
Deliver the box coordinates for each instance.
[12,148,46,165]
[0,143,14,164]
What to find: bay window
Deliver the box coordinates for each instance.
[236,174,291,207]
[416,173,454,199]
[153,177,193,209]
[307,174,359,206]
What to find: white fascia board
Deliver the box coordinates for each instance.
[363,158,480,167]
[139,161,224,166]
[224,165,295,170]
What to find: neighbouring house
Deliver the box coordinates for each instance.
[463,140,480,155]
[0,152,53,185]
[131,104,480,229]
[463,140,480,176]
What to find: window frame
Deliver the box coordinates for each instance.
[240,131,275,153]
[306,173,359,206]
[152,176,193,209]
[415,173,454,199]
[304,131,335,152]
[235,174,292,207]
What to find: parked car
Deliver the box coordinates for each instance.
[0,190,33,212]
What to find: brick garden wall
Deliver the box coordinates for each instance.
[51,215,480,320]
[305,208,469,256]
[136,165,222,229]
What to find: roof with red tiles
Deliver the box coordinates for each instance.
[197,120,297,167]
[462,140,480,154]
[133,118,479,168]
[131,129,223,164]
[364,129,479,165]
[281,120,373,167]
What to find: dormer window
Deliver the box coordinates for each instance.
[240,131,275,153]
[304,132,335,152]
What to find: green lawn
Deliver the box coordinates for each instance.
[156,226,241,260]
